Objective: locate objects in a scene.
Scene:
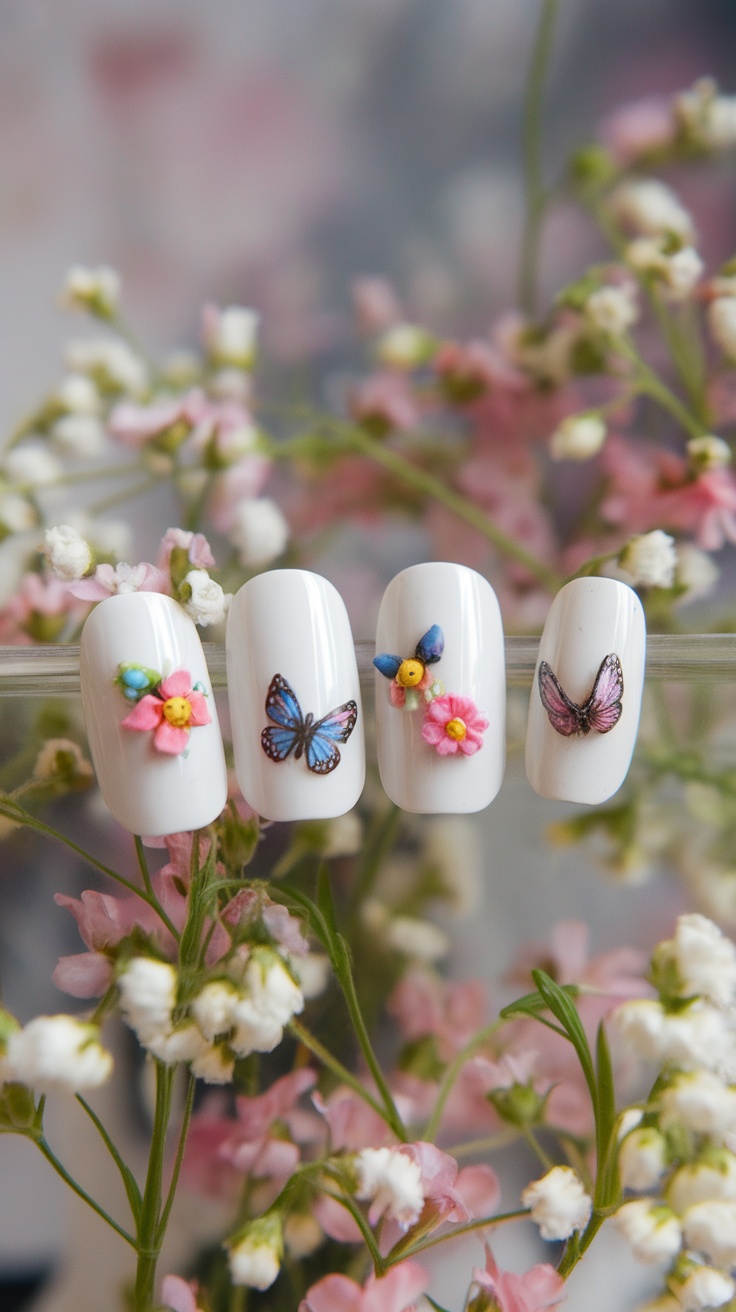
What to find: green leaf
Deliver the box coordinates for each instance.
[425,1299,452,1312]
[500,983,579,1021]
[594,1022,618,1208]
[531,970,597,1107]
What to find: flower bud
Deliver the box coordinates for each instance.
[618,531,677,589]
[521,1166,592,1241]
[227,1214,282,1290]
[613,1200,682,1265]
[619,1127,669,1192]
[44,525,94,581]
[549,414,606,461]
[59,265,121,319]
[6,1015,113,1093]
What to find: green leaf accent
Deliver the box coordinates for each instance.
[500,982,579,1020]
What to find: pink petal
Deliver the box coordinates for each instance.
[312,1196,363,1245]
[52,951,113,998]
[455,1164,501,1219]
[161,1275,199,1312]
[187,691,211,726]
[153,721,190,754]
[364,1263,429,1312]
[434,737,459,756]
[420,721,444,745]
[300,1274,363,1312]
[159,669,193,699]
[122,695,164,731]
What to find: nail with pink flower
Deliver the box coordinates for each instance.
[116,664,211,755]
[421,693,489,756]
[374,624,445,710]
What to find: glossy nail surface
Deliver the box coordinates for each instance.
[80,591,227,835]
[227,570,365,821]
[525,577,646,804]
[374,562,505,813]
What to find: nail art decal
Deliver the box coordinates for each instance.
[538,653,623,738]
[374,624,445,710]
[260,673,358,775]
[374,562,505,813]
[117,665,212,756]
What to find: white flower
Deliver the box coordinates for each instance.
[609,179,695,241]
[6,1015,113,1093]
[43,524,93,580]
[385,915,450,962]
[191,1044,235,1085]
[618,1108,645,1140]
[676,79,736,150]
[376,323,434,369]
[321,812,363,858]
[521,1166,592,1241]
[65,337,148,395]
[673,1265,735,1311]
[660,1072,736,1142]
[203,305,260,369]
[181,569,229,627]
[59,265,121,317]
[33,738,92,782]
[50,414,106,458]
[191,981,240,1041]
[626,238,704,302]
[619,1127,668,1192]
[672,914,736,1006]
[291,954,330,1000]
[355,1146,424,1228]
[613,1200,682,1265]
[230,951,303,1057]
[686,436,732,473]
[585,285,640,336]
[668,1154,736,1213]
[676,545,720,604]
[118,958,177,1044]
[618,531,678,589]
[147,1024,210,1065]
[228,1223,281,1290]
[506,319,581,386]
[682,1200,736,1267]
[5,444,63,488]
[0,493,36,532]
[708,296,736,363]
[549,414,607,461]
[53,373,101,415]
[231,498,289,568]
[615,997,736,1079]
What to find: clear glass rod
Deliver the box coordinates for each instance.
[0,635,734,696]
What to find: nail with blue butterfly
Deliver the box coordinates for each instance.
[373,624,445,710]
[260,674,358,775]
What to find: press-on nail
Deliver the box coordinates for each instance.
[80,591,228,835]
[227,570,365,821]
[525,576,646,804]
[374,562,505,813]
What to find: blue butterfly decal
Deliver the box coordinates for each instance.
[373,624,444,681]
[260,674,358,776]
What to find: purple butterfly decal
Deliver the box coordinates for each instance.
[538,653,624,737]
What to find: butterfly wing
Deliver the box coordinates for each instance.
[305,701,358,775]
[584,654,624,734]
[415,624,444,665]
[538,661,582,737]
[261,673,304,762]
[373,653,402,680]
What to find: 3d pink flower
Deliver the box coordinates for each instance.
[421,693,488,756]
[120,668,211,755]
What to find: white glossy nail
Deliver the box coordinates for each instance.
[374,562,505,814]
[80,592,228,835]
[227,570,365,822]
[525,577,646,804]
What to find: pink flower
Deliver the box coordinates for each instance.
[157,527,215,572]
[379,1142,500,1251]
[388,968,488,1060]
[421,693,488,756]
[471,1248,565,1312]
[109,390,208,448]
[161,1275,203,1312]
[349,371,420,434]
[599,94,677,165]
[299,1261,428,1312]
[68,561,169,601]
[0,573,88,644]
[121,668,211,754]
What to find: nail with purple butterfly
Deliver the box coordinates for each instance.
[226,569,365,821]
[525,577,646,805]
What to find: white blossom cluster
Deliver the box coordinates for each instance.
[118,947,305,1085]
[354,1146,425,1228]
[0,1010,113,1095]
[613,916,736,1309]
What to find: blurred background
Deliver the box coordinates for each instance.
[0,2,735,1308]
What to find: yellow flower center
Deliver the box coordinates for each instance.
[162,696,191,728]
[445,717,467,741]
[396,658,425,688]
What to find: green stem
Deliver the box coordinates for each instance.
[519,0,560,314]
[424,1021,501,1142]
[134,836,180,941]
[36,1138,135,1247]
[387,1209,530,1267]
[76,1096,142,1223]
[133,1061,175,1311]
[333,941,407,1143]
[617,338,703,438]
[449,1130,520,1158]
[522,1124,555,1171]
[318,1183,384,1272]
[288,1018,389,1125]
[156,1074,195,1245]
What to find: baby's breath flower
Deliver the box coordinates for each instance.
[626,237,704,302]
[190,1044,235,1085]
[676,78,736,150]
[549,413,607,461]
[230,950,304,1057]
[619,1127,669,1192]
[231,497,289,568]
[672,1263,735,1311]
[180,569,229,627]
[147,1024,210,1065]
[50,414,106,458]
[609,179,695,241]
[584,284,639,336]
[59,265,121,318]
[671,914,736,1006]
[5,444,63,488]
[614,1200,683,1265]
[668,1153,736,1213]
[202,305,259,370]
[53,373,102,415]
[619,531,678,589]
[33,738,93,784]
[191,980,240,1041]
[6,1015,113,1093]
[118,957,177,1045]
[686,436,732,473]
[355,1146,424,1228]
[227,1215,282,1290]
[521,1166,592,1241]
[376,323,436,369]
[65,337,147,396]
[660,1072,736,1142]
[682,1200,736,1267]
[44,524,94,580]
